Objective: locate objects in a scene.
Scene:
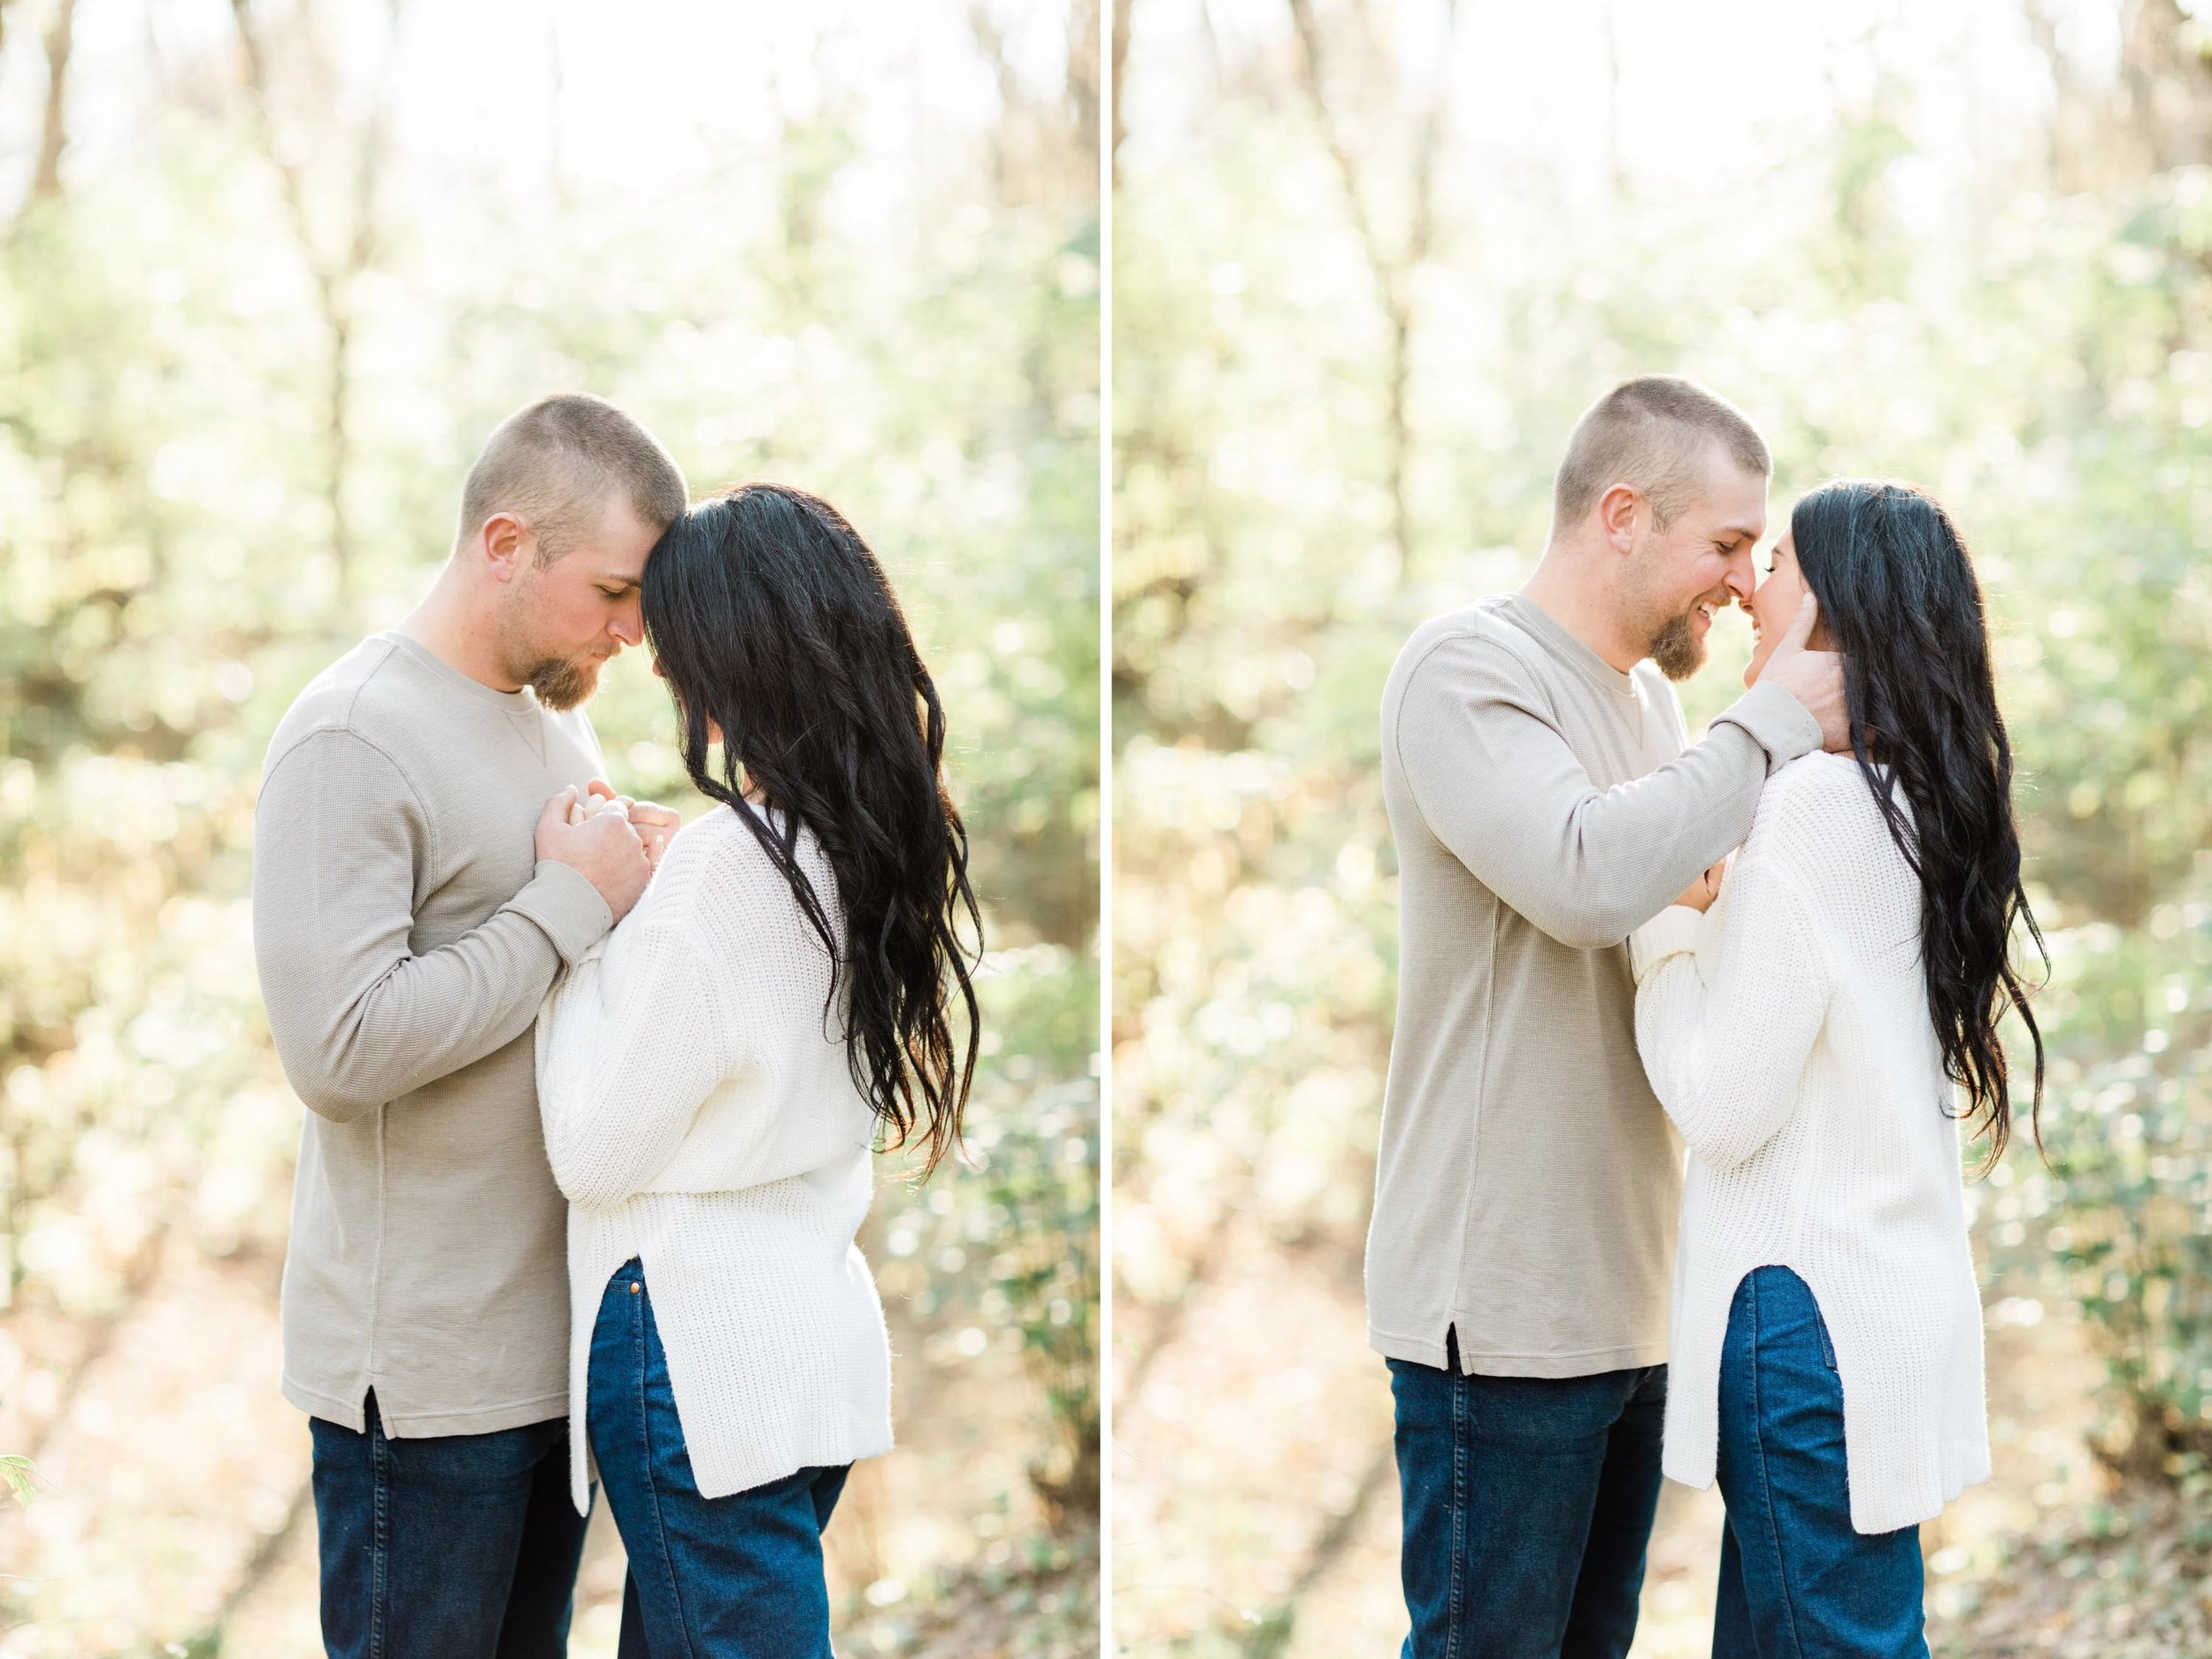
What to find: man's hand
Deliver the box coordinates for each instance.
[536,786,651,922]
[1755,593,1850,753]
[585,778,681,871]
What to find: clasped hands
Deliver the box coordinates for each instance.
[533,779,680,922]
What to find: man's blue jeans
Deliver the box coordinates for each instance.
[1714,1266,1927,1658]
[308,1391,587,1659]
[1388,1333,1667,1658]
[589,1257,849,1659]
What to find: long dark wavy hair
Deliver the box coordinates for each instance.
[641,483,982,1174]
[1790,479,2046,1164]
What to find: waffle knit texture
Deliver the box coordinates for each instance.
[535,804,893,1515]
[1631,751,1992,1534]
[1369,593,1822,1377]
[253,631,614,1438]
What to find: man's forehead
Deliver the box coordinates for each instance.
[1693,449,1770,538]
[575,494,658,573]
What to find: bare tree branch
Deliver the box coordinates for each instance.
[228,0,407,614]
[1286,0,1459,587]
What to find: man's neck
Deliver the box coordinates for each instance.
[1520,547,1642,672]
[396,567,524,693]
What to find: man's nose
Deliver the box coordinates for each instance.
[611,599,643,647]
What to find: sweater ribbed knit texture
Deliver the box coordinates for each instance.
[534,804,893,1515]
[1631,751,1991,1535]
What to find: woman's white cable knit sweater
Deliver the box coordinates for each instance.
[535,804,893,1516]
[1629,751,1990,1536]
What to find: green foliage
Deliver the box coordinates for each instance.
[1114,16,2212,1643]
[0,10,1097,1643]
[881,950,1102,1525]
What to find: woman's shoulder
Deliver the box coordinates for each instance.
[1759,749,1888,811]
[644,803,834,928]
[1752,757,1893,849]
[1747,753,1903,870]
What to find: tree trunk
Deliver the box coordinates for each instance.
[30,0,79,205]
[1111,0,1132,190]
[228,0,404,615]
[2122,0,2212,173]
[1285,0,1457,588]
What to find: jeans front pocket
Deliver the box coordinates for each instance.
[1816,1310,1839,1372]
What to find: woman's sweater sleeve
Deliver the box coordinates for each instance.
[534,920,745,1210]
[1631,842,1832,1172]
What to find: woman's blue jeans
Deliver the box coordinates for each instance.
[588,1257,849,1659]
[1713,1266,1927,1658]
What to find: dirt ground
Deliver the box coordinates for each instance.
[1110,1193,2207,1657]
[0,1234,1094,1656]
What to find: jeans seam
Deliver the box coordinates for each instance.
[1748,1273,1809,1659]
[369,1404,389,1659]
[634,1275,700,1659]
[1447,1366,1467,1659]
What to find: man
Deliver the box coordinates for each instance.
[252,393,688,1655]
[1369,376,1850,1658]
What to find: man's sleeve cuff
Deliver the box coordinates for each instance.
[1715,679,1822,775]
[507,860,615,964]
[1629,906,1704,985]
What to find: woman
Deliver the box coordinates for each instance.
[534,483,982,1655]
[1630,480,2044,1656]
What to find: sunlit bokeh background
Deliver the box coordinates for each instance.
[0,1,1099,1653]
[1112,0,2210,1654]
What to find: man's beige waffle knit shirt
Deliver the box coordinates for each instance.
[253,631,614,1436]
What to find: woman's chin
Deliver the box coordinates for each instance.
[1745,633,1782,688]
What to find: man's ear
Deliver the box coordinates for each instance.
[1597,482,1643,556]
[479,511,532,582]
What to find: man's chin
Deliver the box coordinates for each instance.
[525,657,603,712]
[1649,615,1707,682]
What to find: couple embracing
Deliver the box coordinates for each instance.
[1372,376,2042,1657]
[251,394,979,1656]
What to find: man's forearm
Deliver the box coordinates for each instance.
[1517,719,1774,948]
[1405,676,1821,949]
[275,911,563,1121]
[251,725,616,1123]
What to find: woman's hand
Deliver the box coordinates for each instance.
[580,779,681,870]
[1673,856,1728,914]
[627,802,681,870]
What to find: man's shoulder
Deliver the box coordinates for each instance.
[263,635,419,776]
[1389,595,1549,697]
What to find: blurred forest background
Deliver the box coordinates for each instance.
[0,0,1098,1654]
[1113,0,2212,1654]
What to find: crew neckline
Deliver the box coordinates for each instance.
[1494,593,1641,702]
[378,630,542,717]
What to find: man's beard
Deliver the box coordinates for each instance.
[519,652,603,711]
[1648,608,1707,682]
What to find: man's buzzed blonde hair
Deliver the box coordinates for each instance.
[457,392,688,566]
[1552,375,1770,533]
